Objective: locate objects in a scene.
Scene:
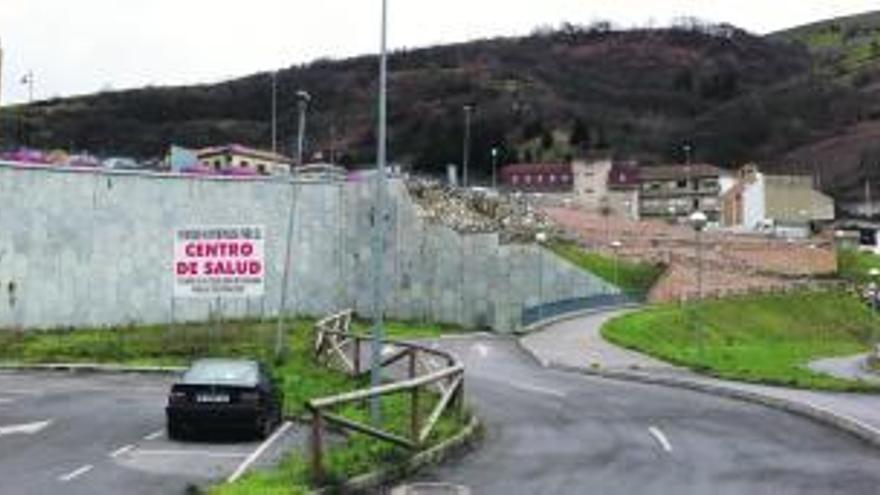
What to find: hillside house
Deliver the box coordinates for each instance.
[721,164,834,238]
[638,164,732,222]
[198,144,293,175]
[499,163,574,193]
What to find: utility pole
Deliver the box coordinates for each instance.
[370,0,390,424]
[296,90,311,167]
[271,71,278,156]
[275,92,309,359]
[491,146,499,190]
[462,104,474,188]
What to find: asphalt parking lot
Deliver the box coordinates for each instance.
[0,370,305,495]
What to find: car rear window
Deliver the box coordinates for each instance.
[183,361,259,386]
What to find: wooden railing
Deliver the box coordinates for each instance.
[306,310,465,483]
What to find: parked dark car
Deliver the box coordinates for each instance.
[166,359,283,440]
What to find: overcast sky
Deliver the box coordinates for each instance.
[1,1,878,105]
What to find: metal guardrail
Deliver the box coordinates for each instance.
[521,292,646,328]
[306,310,465,484]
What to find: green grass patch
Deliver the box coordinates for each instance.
[548,239,665,295]
[602,291,880,392]
[838,248,880,284]
[0,317,471,492]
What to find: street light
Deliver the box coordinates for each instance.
[369,0,390,424]
[462,104,474,188]
[271,71,278,156]
[295,90,311,167]
[611,240,622,298]
[870,268,880,354]
[689,210,708,361]
[491,146,499,190]
[536,232,547,322]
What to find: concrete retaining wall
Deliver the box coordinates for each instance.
[0,163,615,332]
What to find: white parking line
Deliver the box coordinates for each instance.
[58,464,93,482]
[143,429,164,441]
[133,450,249,459]
[109,444,135,458]
[648,426,673,453]
[0,398,15,404]
[228,421,293,483]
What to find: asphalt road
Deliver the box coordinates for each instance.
[0,370,303,495]
[411,337,880,495]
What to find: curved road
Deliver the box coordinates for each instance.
[412,336,880,495]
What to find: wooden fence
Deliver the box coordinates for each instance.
[306,310,465,483]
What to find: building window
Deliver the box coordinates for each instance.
[536,175,544,184]
[241,160,249,168]
[561,175,570,183]
[677,179,687,189]
[549,174,557,184]
[214,160,221,170]
[525,175,532,185]
[512,175,520,185]
[258,164,267,175]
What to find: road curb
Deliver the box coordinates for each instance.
[516,303,643,336]
[318,414,483,494]
[0,362,186,374]
[518,336,880,449]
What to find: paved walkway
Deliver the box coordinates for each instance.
[809,353,880,384]
[520,309,880,432]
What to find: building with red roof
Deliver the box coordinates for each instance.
[499,163,574,192]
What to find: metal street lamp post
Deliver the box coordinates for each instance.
[296,90,311,167]
[491,146,499,190]
[611,240,622,298]
[536,232,547,322]
[870,268,880,355]
[271,71,278,156]
[689,210,708,361]
[462,104,474,188]
[369,0,390,424]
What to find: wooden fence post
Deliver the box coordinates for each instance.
[311,409,324,484]
[410,350,420,445]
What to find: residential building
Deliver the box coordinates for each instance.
[499,163,574,193]
[571,160,611,210]
[197,144,293,175]
[638,164,730,221]
[605,161,640,220]
[721,164,835,237]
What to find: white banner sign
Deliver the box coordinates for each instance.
[174,225,265,298]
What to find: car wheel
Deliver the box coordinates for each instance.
[257,414,276,440]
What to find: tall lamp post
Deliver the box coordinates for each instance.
[491,146,499,190]
[369,0,390,424]
[295,90,311,167]
[271,71,278,156]
[689,210,708,361]
[870,268,880,355]
[462,104,474,188]
[611,240,622,299]
[535,232,547,322]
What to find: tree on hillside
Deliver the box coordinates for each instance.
[570,118,590,149]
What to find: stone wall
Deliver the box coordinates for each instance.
[0,163,616,333]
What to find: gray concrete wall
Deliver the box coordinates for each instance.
[0,163,616,333]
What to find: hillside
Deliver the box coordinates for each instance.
[0,22,811,180]
[766,11,880,201]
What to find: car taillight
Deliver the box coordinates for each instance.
[239,391,260,404]
[168,391,188,405]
